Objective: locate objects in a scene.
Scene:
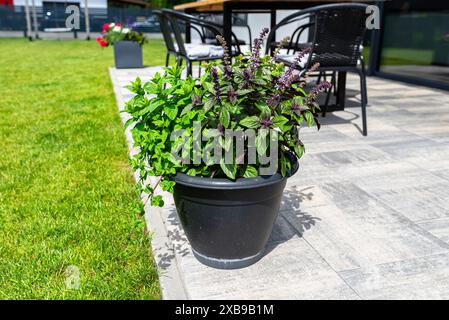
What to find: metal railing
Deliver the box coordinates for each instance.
[0,5,162,35]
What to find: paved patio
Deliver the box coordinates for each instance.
[110,66,449,300]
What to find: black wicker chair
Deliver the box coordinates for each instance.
[268,15,314,54]
[159,9,243,76]
[198,13,252,50]
[153,10,178,68]
[266,3,369,136]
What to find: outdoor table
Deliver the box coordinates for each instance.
[174,0,374,111]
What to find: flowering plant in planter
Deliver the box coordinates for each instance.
[125,29,330,207]
[125,29,331,268]
[96,23,147,47]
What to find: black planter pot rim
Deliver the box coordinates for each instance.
[173,153,299,190]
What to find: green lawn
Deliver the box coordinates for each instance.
[380,48,434,66]
[362,46,434,66]
[0,38,167,299]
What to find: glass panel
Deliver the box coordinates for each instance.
[379,1,449,85]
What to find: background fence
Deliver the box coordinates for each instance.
[0,5,161,34]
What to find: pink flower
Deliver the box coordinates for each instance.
[99,39,108,47]
[102,23,110,32]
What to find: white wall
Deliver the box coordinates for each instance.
[13,0,107,9]
[246,10,309,48]
[191,10,310,53]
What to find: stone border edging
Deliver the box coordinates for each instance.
[109,67,188,300]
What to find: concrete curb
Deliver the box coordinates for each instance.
[109,67,188,300]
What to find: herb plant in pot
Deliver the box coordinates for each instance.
[125,29,330,269]
[97,23,147,69]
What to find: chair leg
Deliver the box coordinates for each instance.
[176,56,183,68]
[316,72,322,85]
[198,61,202,78]
[165,53,170,67]
[360,56,368,105]
[359,70,368,136]
[186,61,192,77]
[331,71,337,91]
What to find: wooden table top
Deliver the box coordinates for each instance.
[174,0,367,12]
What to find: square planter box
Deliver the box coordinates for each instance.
[432,42,449,66]
[113,41,143,69]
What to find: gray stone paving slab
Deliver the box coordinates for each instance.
[110,66,449,300]
[417,218,449,244]
[282,182,449,272]
[338,252,449,299]
[354,170,449,221]
[176,236,361,300]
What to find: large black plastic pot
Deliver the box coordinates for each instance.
[113,41,143,69]
[173,156,298,269]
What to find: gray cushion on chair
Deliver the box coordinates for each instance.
[277,44,364,69]
[176,43,224,59]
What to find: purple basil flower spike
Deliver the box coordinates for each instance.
[268,93,280,108]
[307,81,332,104]
[242,69,252,88]
[216,35,232,78]
[210,67,222,104]
[250,28,269,71]
[275,47,312,91]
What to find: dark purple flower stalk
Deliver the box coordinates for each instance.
[306,81,332,104]
[250,28,269,71]
[267,93,280,108]
[303,62,320,80]
[272,36,290,59]
[242,68,252,89]
[293,47,312,65]
[241,28,270,89]
[216,35,232,78]
[275,47,312,91]
[211,67,222,104]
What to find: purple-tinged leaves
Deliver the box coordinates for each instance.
[260,116,273,128]
[228,87,237,103]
